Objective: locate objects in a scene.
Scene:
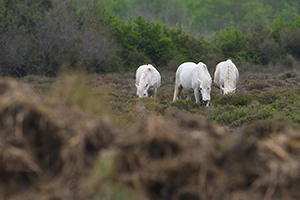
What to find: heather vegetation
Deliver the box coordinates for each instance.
[68,69,300,129]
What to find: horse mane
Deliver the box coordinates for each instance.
[224,65,234,88]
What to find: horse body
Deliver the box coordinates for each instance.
[135,64,161,99]
[173,62,212,106]
[214,59,239,95]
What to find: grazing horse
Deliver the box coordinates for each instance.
[135,64,161,99]
[214,59,239,95]
[173,62,212,106]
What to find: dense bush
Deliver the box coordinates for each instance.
[212,16,300,65]
[108,16,210,71]
[108,16,173,70]
[212,24,250,61]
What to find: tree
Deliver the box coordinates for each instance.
[0,0,119,76]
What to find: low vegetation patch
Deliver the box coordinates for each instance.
[4,68,299,199]
[17,69,300,128]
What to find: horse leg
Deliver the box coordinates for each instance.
[177,86,183,100]
[194,88,200,103]
[186,91,193,100]
[153,88,157,99]
[173,84,182,101]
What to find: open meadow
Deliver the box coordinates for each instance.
[1,64,300,200]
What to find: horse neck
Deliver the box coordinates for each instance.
[139,70,150,87]
[197,65,209,80]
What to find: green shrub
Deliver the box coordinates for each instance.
[213,92,252,107]
[109,16,174,69]
[211,105,252,127]
[212,23,249,61]
[167,27,210,63]
[108,15,212,71]
[283,103,300,123]
[257,36,282,65]
[257,90,280,104]
[279,28,300,59]
[270,14,300,61]
[170,99,202,112]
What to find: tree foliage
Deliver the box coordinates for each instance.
[104,0,299,35]
[0,0,118,76]
[1,0,300,76]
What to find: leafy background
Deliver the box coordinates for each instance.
[1,0,300,76]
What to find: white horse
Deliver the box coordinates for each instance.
[173,62,212,106]
[214,59,239,95]
[135,64,161,99]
